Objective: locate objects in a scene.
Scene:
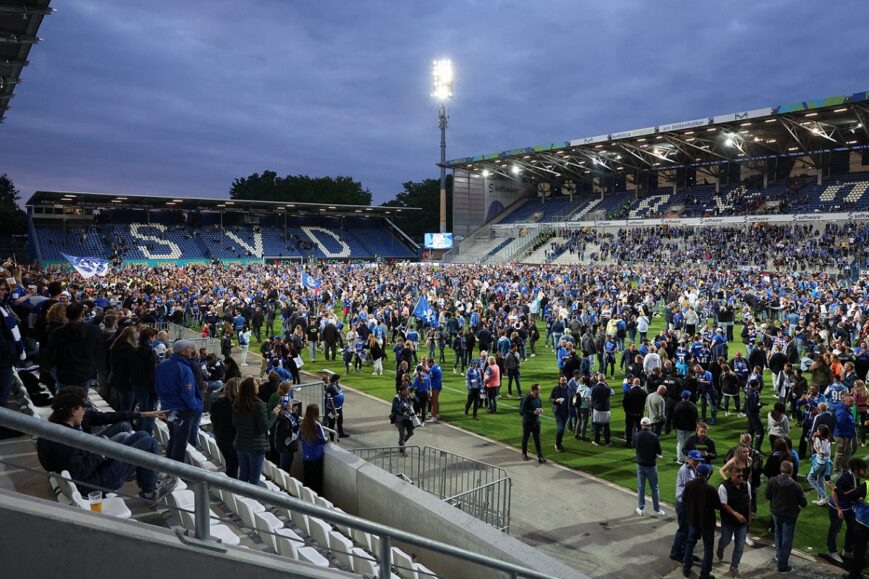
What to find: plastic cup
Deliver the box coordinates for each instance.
[88,490,103,513]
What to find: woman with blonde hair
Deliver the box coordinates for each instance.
[299,404,327,494]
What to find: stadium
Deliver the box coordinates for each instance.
[2,2,869,579]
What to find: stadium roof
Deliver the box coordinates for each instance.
[26,190,420,217]
[0,0,54,123]
[446,89,869,184]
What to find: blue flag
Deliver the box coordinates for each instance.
[301,271,321,290]
[412,296,438,328]
[61,253,110,279]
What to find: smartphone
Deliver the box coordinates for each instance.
[281,394,290,408]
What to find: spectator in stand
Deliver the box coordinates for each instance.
[36,389,176,501]
[44,302,103,393]
[765,461,807,573]
[232,376,275,486]
[210,377,240,478]
[131,326,159,435]
[107,326,137,413]
[155,339,203,462]
[299,403,328,495]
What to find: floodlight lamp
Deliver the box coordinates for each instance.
[511,165,521,175]
[724,137,735,148]
[482,169,491,177]
[432,59,454,101]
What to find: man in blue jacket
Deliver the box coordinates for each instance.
[833,395,857,475]
[155,339,203,462]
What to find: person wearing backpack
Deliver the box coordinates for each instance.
[520,383,546,463]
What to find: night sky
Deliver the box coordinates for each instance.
[2,0,868,204]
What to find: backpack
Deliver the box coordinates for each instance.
[518,395,528,416]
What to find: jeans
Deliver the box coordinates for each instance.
[808,462,831,500]
[309,341,316,361]
[683,525,714,577]
[593,421,610,445]
[97,431,159,494]
[676,429,692,462]
[718,522,748,569]
[636,464,660,511]
[397,419,415,448]
[700,390,717,422]
[237,449,265,486]
[486,388,498,413]
[55,378,95,396]
[554,414,567,450]
[772,515,797,570]
[132,387,157,435]
[217,439,239,478]
[414,391,430,422]
[166,410,199,462]
[669,500,688,559]
[833,436,856,474]
[827,506,855,554]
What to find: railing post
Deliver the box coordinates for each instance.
[193,480,210,541]
[378,534,391,579]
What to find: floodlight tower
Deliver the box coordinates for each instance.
[432,59,453,234]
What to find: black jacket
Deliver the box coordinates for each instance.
[623,386,647,416]
[765,474,807,521]
[108,341,137,392]
[672,400,699,432]
[46,321,105,384]
[36,423,104,490]
[210,393,237,446]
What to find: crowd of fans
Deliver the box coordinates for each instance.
[1,244,869,576]
[541,222,869,271]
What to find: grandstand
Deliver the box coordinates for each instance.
[25,191,420,265]
[446,89,869,264]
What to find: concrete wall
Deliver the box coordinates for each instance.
[323,446,585,579]
[0,491,353,579]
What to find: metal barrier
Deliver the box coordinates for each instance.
[0,407,555,579]
[166,322,221,356]
[351,445,512,533]
[291,380,326,414]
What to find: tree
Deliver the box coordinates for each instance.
[0,174,26,234]
[229,171,372,206]
[382,177,452,241]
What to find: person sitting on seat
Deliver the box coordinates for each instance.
[36,389,176,500]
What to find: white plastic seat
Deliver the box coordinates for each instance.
[282,505,310,536]
[205,437,223,466]
[308,516,333,550]
[299,485,317,504]
[275,535,329,568]
[352,548,378,575]
[314,495,333,510]
[350,527,373,553]
[55,471,132,519]
[329,530,355,571]
[197,430,210,451]
[233,496,268,531]
[392,547,416,579]
[331,507,353,538]
[416,563,437,578]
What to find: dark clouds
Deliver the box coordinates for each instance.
[2,0,868,203]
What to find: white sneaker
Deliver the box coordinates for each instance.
[815,497,828,506]
[738,412,746,418]
[828,552,844,564]
[744,536,755,547]
[725,411,730,417]
[652,509,666,518]
[635,507,645,517]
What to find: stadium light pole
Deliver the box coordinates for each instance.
[432,59,453,234]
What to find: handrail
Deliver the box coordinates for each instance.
[0,407,559,579]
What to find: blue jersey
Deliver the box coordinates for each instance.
[824,383,849,409]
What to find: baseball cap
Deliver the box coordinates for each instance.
[687,450,704,461]
[172,339,196,354]
[696,463,713,477]
[681,390,691,399]
[640,417,652,426]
